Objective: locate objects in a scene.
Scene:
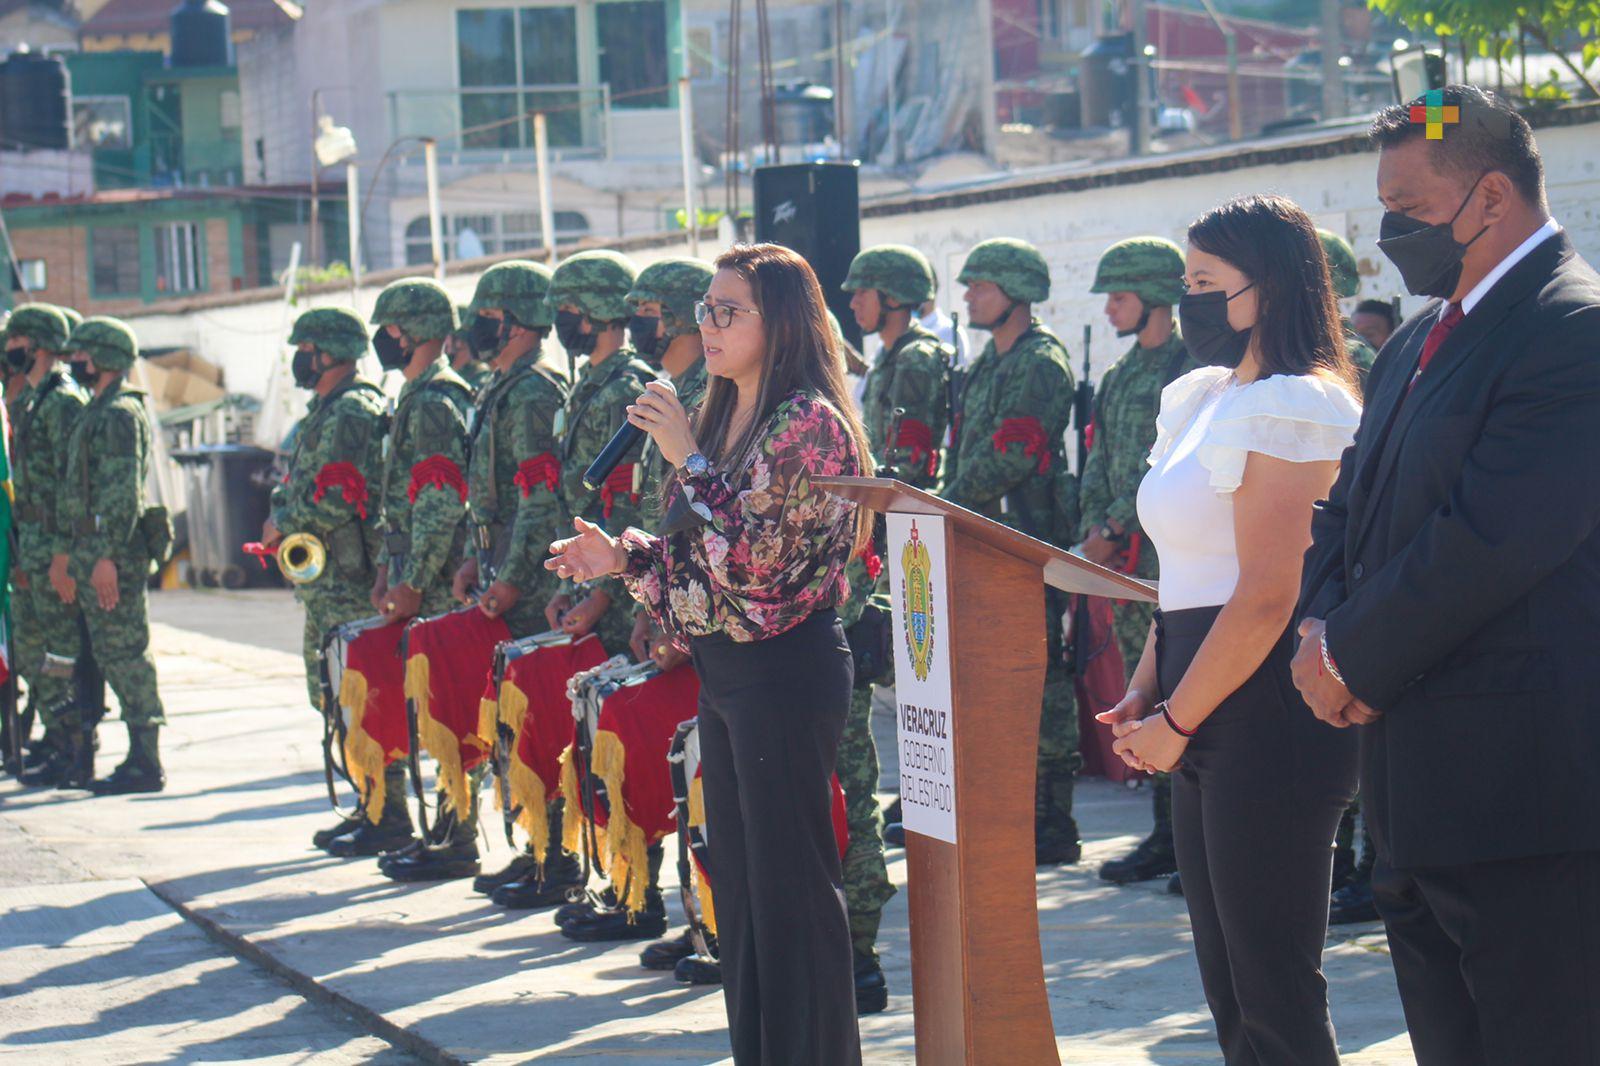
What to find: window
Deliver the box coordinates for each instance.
[220,90,241,131]
[154,222,203,294]
[92,227,140,296]
[456,6,581,149]
[72,96,132,150]
[9,259,47,292]
[596,2,669,108]
[404,210,590,265]
[686,26,715,81]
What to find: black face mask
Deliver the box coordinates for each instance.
[291,349,324,389]
[372,328,409,371]
[70,359,97,386]
[1178,284,1255,368]
[5,344,31,373]
[555,309,595,356]
[1377,174,1490,300]
[468,313,504,357]
[627,314,664,363]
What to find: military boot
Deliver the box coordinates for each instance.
[378,802,457,874]
[561,888,668,943]
[854,950,889,1015]
[495,849,587,911]
[57,722,100,791]
[640,928,696,971]
[472,849,540,896]
[1099,775,1177,884]
[381,816,479,883]
[674,953,722,985]
[326,789,413,858]
[313,812,368,851]
[90,726,165,795]
[1034,773,1082,866]
[18,729,73,787]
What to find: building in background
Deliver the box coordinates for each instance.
[78,0,297,53]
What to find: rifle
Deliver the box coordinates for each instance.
[1070,324,1095,678]
[945,312,965,450]
[489,640,519,848]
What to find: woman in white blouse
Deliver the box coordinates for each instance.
[1100,194,1363,1064]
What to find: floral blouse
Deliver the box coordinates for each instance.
[621,390,862,646]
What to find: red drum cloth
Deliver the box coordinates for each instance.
[403,608,510,817]
[338,620,408,822]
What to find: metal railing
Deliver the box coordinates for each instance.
[387,84,612,158]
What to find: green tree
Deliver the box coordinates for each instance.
[1368,0,1599,98]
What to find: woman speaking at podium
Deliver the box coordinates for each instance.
[546,242,870,1065]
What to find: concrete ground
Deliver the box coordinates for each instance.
[0,589,1414,1064]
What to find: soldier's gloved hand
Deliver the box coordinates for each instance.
[49,554,75,605]
[480,580,521,619]
[629,612,652,663]
[91,558,119,612]
[381,582,422,624]
[453,558,479,605]
[544,593,573,630]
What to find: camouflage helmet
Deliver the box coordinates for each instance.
[70,316,139,372]
[3,303,71,351]
[370,278,457,342]
[451,304,472,334]
[627,257,714,338]
[957,238,1050,304]
[52,307,84,348]
[841,245,936,307]
[1317,229,1360,299]
[545,249,638,323]
[1089,237,1186,307]
[469,260,555,327]
[289,306,370,362]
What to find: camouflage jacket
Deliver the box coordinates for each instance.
[270,374,388,595]
[638,355,708,514]
[1077,331,1196,576]
[466,352,569,595]
[860,320,950,488]
[941,319,1076,539]
[12,366,86,567]
[377,358,472,594]
[59,378,152,571]
[458,359,494,396]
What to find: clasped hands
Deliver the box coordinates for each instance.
[1290,618,1382,728]
[1096,692,1189,775]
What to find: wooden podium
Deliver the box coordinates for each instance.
[816,477,1157,1065]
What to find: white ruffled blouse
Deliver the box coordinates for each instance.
[1136,366,1361,611]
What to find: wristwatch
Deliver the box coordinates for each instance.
[681,451,712,478]
[1098,523,1123,542]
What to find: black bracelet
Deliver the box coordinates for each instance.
[1157,700,1196,737]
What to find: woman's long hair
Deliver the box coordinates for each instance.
[1186,194,1358,390]
[681,242,873,553]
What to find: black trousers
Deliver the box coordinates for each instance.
[1157,607,1359,1066]
[1373,849,1600,1065]
[691,610,862,1066]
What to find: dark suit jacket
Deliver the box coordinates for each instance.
[1300,231,1600,869]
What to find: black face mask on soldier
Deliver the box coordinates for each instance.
[627,314,663,362]
[291,348,324,389]
[1377,173,1490,300]
[555,309,596,356]
[468,313,504,357]
[70,359,97,386]
[372,327,409,371]
[1178,283,1255,369]
[5,344,31,373]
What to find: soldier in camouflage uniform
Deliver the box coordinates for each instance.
[447,261,578,899]
[944,237,1083,864]
[1318,230,1379,385]
[447,303,495,395]
[266,307,389,847]
[57,317,167,795]
[1078,238,1198,887]
[6,305,90,785]
[356,280,478,880]
[1316,229,1380,926]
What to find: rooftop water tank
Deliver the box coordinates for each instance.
[170,0,234,68]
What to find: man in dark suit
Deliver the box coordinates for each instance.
[1292,85,1600,1066]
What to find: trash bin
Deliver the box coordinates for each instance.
[171,444,282,589]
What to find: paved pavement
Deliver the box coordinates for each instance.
[0,589,1414,1064]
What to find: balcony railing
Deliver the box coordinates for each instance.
[387,84,612,159]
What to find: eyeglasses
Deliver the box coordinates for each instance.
[694,300,761,329]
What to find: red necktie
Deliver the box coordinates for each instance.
[1407,302,1463,394]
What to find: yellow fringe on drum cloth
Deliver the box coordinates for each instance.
[404,650,470,820]
[687,774,717,937]
[338,666,389,825]
[494,679,554,864]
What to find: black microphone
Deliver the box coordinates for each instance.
[583,373,668,491]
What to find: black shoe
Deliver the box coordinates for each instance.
[377,835,430,870]
[674,954,722,985]
[1328,880,1379,925]
[640,928,695,971]
[493,869,586,910]
[88,760,164,796]
[314,812,367,850]
[21,739,60,773]
[1036,835,1082,866]
[854,953,888,1015]
[326,818,415,858]
[18,749,71,787]
[883,822,906,848]
[1166,871,1184,896]
[556,885,618,928]
[883,797,902,825]
[562,893,668,943]
[472,851,539,895]
[1098,831,1178,885]
[380,842,480,882]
